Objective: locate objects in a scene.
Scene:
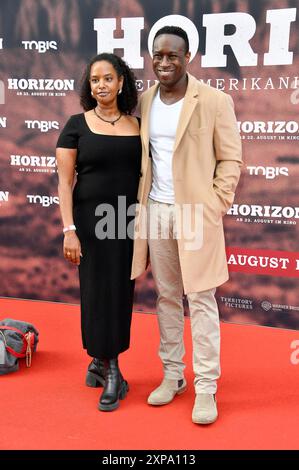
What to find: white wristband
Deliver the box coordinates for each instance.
[63,225,76,233]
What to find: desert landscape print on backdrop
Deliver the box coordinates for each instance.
[0,0,298,328]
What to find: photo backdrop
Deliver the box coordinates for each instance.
[1,0,299,329]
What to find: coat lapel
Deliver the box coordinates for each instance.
[173,73,199,152]
[140,82,159,155]
[141,74,199,154]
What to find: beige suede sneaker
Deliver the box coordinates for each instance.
[147,378,187,406]
[192,393,218,424]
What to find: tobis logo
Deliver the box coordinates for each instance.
[27,195,59,207]
[24,120,59,132]
[246,166,289,179]
[21,41,58,53]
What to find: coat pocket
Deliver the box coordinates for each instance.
[202,189,223,224]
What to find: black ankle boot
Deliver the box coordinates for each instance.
[98,358,129,411]
[86,358,105,387]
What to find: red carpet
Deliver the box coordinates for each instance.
[0,297,298,450]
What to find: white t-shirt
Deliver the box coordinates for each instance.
[149,90,184,204]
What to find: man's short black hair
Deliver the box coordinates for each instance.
[153,26,189,54]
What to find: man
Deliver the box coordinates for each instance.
[131,26,242,424]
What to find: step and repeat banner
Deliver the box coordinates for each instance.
[0,0,299,329]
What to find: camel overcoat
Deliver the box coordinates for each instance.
[131,73,242,294]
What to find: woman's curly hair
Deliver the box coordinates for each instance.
[80,53,138,114]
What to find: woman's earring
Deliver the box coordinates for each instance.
[91,91,94,96]
[118,89,122,95]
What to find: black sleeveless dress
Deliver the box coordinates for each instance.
[57,113,141,359]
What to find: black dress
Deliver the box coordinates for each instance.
[56,113,141,359]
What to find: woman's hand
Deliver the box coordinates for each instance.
[63,231,82,265]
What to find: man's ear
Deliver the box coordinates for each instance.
[185,51,191,65]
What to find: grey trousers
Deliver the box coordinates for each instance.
[147,198,220,394]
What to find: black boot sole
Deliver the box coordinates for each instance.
[86,370,105,388]
[98,381,129,412]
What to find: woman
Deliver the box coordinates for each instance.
[56,53,141,411]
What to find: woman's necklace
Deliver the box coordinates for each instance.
[94,107,122,126]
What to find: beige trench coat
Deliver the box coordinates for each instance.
[131,73,242,294]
